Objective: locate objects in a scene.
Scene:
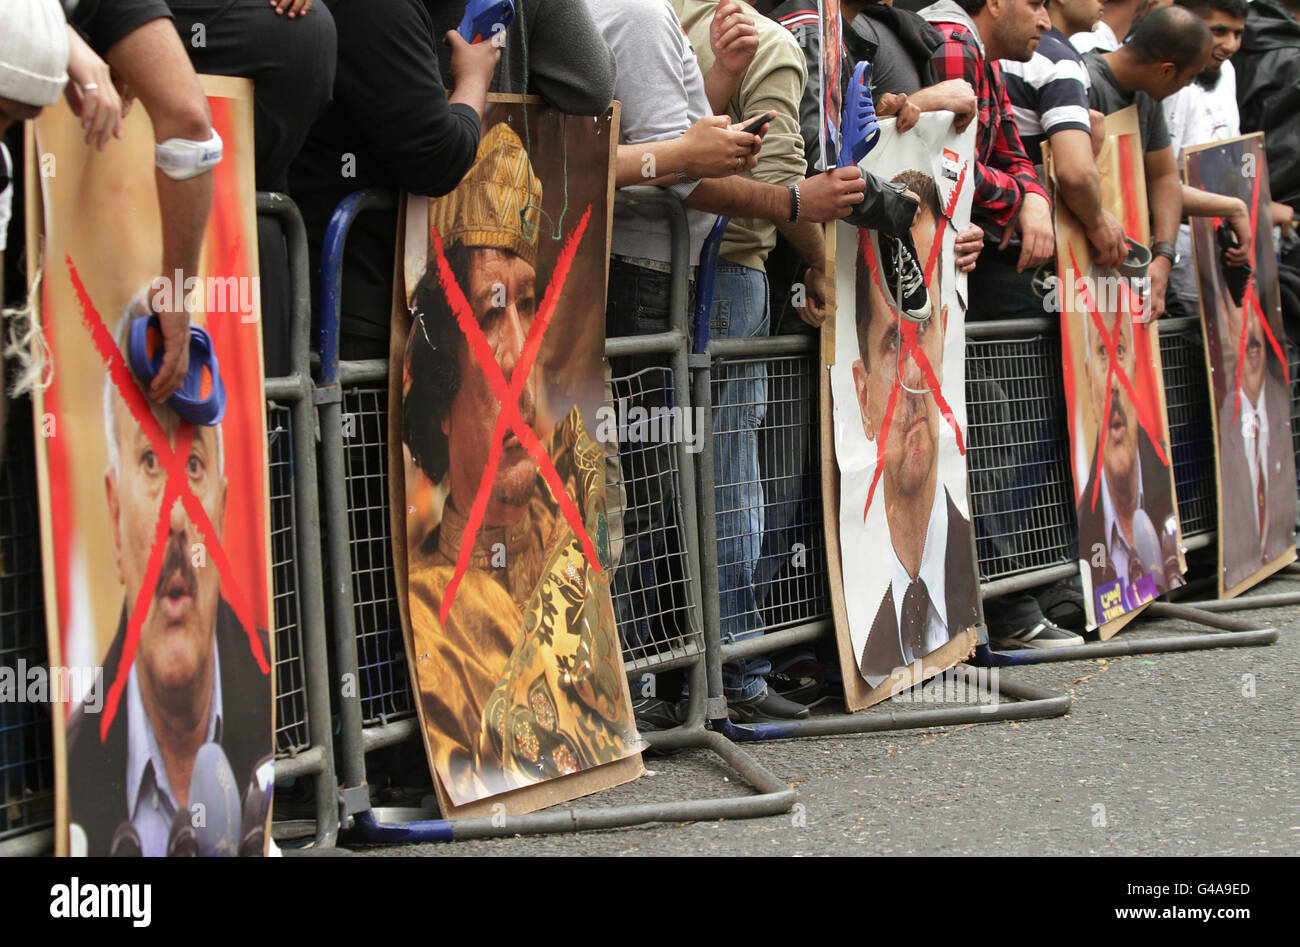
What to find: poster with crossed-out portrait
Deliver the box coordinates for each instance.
[389,98,643,818]
[826,111,979,711]
[1184,133,1298,597]
[30,78,274,857]
[1050,106,1186,637]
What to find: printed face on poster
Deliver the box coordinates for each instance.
[830,113,979,707]
[1051,107,1185,634]
[1185,134,1298,595]
[31,79,274,857]
[396,104,642,812]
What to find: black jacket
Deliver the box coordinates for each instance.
[848,4,941,93]
[860,489,979,685]
[1237,0,1300,209]
[290,0,483,348]
[66,599,271,856]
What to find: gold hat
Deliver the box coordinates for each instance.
[428,121,543,267]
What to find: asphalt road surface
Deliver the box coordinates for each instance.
[344,572,1300,857]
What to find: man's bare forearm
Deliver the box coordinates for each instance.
[156,172,213,301]
[1144,148,1182,246]
[1051,131,1105,231]
[1149,172,1181,245]
[616,140,684,188]
[1179,184,1244,221]
[684,175,790,220]
[1056,167,1104,231]
[705,67,741,116]
[776,220,826,272]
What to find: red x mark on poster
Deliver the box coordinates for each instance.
[66,258,269,742]
[430,206,600,624]
[861,162,967,521]
[1064,243,1170,512]
[1228,165,1291,423]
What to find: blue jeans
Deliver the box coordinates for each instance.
[605,259,691,658]
[710,262,772,701]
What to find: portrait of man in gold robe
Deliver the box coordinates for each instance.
[400,121,640,807]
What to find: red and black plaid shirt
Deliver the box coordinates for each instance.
[929,21,1049,234]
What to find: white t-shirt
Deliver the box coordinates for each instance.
[1163,61,1240,164]
[1164,63,1241,304]
[0,142,12,254]
[1070,21,1119,55]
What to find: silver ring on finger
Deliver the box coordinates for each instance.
[82,82,99,91]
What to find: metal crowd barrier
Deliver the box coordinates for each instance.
[259,193,340,849]
[962,316,1279,666]
[692,270,1069,743]
[0,395,55,856]
[0,193,340,856]
[321,188,793,845]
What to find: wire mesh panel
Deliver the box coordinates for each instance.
[341,385,414,727]
[266,404,310,757]
[760,353,831,630]
[710,352,831,635]
[964,334,1077,582]
[1159,326,1216,538]
[607,366,703,670]
[0,397,55,841]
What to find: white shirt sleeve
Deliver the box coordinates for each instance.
[0,142,12,255]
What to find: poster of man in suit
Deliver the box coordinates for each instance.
[830,112,979,709]
[1185,134,1298,596]
[1051,107,1185,636]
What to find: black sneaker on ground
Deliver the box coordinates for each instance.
[1037,574,1087,631]
[768,650,826,706]
[726,689,811,723]
[632,696,681,732]
[991,617,1084,650]
[875,230,932,322]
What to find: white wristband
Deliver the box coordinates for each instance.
[155,129,224,181]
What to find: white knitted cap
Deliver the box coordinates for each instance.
[0,0,70,107]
